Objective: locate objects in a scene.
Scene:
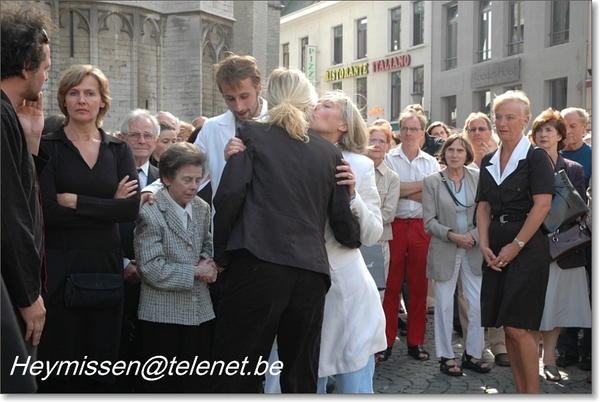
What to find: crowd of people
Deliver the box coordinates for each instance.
[1,1,592,395]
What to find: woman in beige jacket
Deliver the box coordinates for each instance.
[422,134,489,376]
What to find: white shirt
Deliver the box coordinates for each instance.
[136,160,151,188]
[385,144,440,219]
[163,189,193,230]
[486,135,530,185]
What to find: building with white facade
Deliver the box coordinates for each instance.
[280,1,592,130]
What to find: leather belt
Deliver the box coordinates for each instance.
[491,213,528,224]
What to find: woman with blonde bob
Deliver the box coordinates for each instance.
[476,90,555,393]
[210,68,361,393]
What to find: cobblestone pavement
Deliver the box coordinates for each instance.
[371,313,593,395]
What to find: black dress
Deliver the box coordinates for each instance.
[37,128,140,389]
[476,145,555,330]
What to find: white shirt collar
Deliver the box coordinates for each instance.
[163,189,193,229]
[486,135,531,184]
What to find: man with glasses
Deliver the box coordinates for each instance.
[115,109,161,392]
[381,110,440,361]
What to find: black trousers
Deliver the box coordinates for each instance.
[209,252,329,393]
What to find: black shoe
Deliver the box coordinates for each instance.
[556,353,579,368]
[580,355,592,371]
[377,346,392,362]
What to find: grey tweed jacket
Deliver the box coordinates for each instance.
[134,189,215,326]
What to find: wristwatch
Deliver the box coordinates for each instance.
[514,237,525,248]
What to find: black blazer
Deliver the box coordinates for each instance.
[213,121,361,276]
[119,164,159,260]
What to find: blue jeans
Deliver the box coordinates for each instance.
[317,356,375,394]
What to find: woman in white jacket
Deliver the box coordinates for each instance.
[225,90,386,393]
[310,91,386,393]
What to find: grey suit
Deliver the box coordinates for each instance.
[134,190,214,326]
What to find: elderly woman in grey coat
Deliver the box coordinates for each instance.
[134,142,217,393]
[422,134,490,376]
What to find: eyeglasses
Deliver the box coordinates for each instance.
[126,132,155,141]
[368,138,388,146]
[400,126,421,133]
[467,127,490,133]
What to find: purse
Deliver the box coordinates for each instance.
[53,143,124,309]
[543,168,589,234]
[64,272,123,309]
[529,147,589,233]
[548,218,591,263]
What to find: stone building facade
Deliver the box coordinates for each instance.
[36,1,282,131]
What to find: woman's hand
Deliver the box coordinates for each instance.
[195,258,218,283]
[336,159,356,198]
[448,231,475,249]
[480,246,501,271]
[57,193,77,209]
[224,137,246,161]
[491,241,521,270]
[114,175,138,199]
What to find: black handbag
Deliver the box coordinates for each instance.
[548,218,591,263]
[543,168,589,234]
[64,272,123,309]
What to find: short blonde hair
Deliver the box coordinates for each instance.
[57,64,111,128]
[492,90,531,119]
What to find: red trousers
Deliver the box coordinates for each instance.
[382,218,431,347]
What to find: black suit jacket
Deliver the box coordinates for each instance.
[119,164,159,260]
[213,121,361,276]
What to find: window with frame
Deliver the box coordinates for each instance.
[300,36,309,72]
[508,1,524,55]
[446,4,458,70]
[550,1,569,46]
[391,72,402,121]
[333,25,343,65]
[332,82,342,91]
[478,90,491,116]
[391,7,401,52]
[357,18,367,59]
[282,43,289,68]
[549,78,567,110]
[444,95,457,128]
[356,77,367,120]
[478,1,492,62]
[413,1,424,46]
[412,66,424,96]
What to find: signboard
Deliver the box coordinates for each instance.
[471,58,521,88]
[325,63,369,82]
[306,45,317,87]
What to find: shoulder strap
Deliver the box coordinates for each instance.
[438,171,475,209]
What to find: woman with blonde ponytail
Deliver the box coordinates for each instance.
[210,68,361,393]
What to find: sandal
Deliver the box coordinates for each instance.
[440,357,463,376]
[461,351,491,373]
[407,345,430,361]
[544,364,562,382]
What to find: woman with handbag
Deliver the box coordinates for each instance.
[37,65,140,392]
[423,134,489,376]
[528,108,591,382]
[476,90,555,393]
